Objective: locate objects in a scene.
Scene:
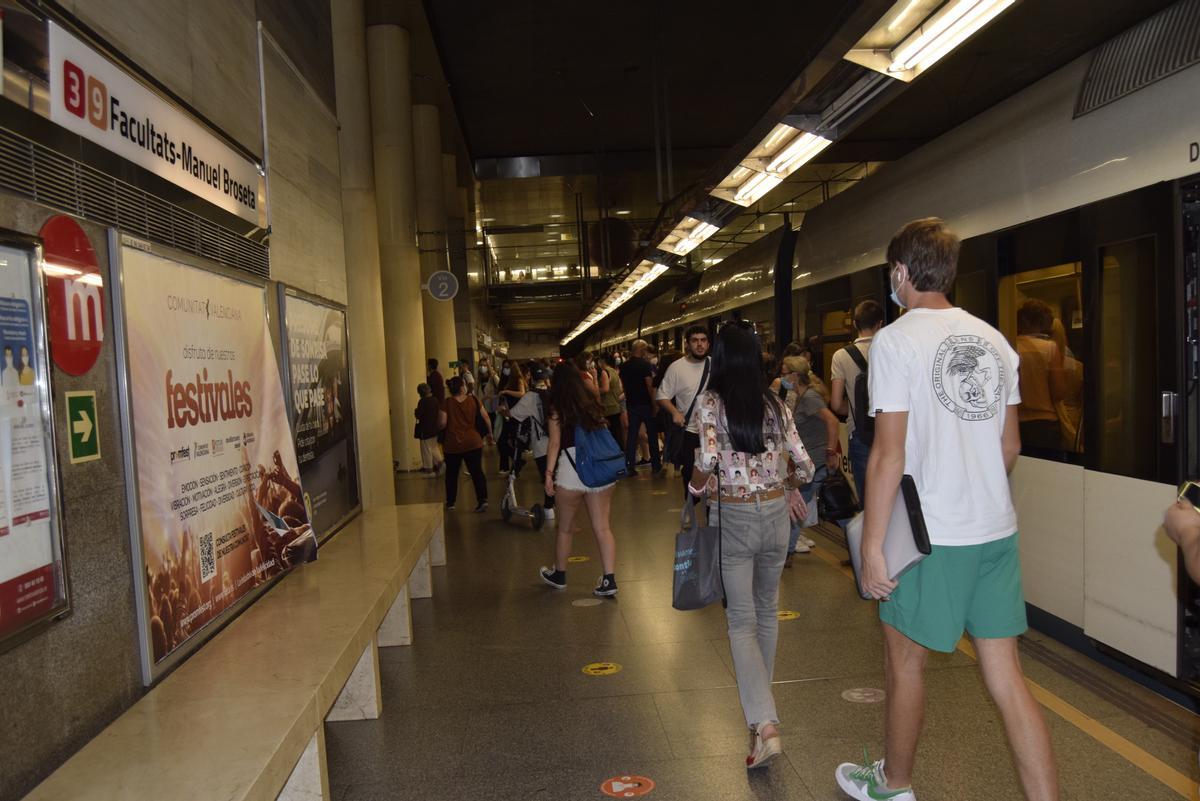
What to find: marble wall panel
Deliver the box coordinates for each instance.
[0,199,141,801]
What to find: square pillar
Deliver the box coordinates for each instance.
[409,548,433,599]
[378,583,413,647]
[278,728,330,801]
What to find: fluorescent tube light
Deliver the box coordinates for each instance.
[766,132,832,174]
[734,172,783,204]
[889,0,1014,74]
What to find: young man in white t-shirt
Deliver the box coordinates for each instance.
[656,324,711,496]
[836,219,1058,801]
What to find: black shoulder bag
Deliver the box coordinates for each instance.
[664,358,711,467]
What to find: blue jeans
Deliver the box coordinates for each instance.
[789,465,827,553]
[848,432,870,505]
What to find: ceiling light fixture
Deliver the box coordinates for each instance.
[560,261,670,346]
[847,0,1016,82]
[659,216,721,257]
[711,123,832,207]
[615,209,631,215]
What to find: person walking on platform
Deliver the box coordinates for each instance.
[620,339,662,474]
[427,358,446,401]
[496,360,526,475]
[781,355,840,564]
[438,375,492,513]
[597,353,625,443]
[509,367,555,519]
[539,363,620,597]
[414,383,443,477]
[657,324,711,499]
[687,321,815,771]
[836,219,1057,801]
[830,300,883,503]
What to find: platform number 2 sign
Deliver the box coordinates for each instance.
[62,60,108,131]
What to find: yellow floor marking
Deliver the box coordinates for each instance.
[809,543,1199,799]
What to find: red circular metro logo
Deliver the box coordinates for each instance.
[40,215,105,376]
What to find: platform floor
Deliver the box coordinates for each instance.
[325,454,1200,801]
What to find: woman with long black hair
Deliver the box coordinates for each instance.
[687,321,815,770]
[496,359,526,475]
[538,363,620,597]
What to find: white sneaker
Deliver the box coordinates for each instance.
[800,534,816,548]
[835,758,916,801]
[791,542,812,554]
[543,508,556,520]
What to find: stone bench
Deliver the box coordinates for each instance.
[24,503,446,801]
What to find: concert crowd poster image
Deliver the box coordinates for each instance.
[279,289,358,539]
[118,244,315,670]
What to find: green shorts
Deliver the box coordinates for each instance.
[879,533,1027,653]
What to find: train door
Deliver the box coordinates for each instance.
[1179,176,1200,687]
[1078,184,1181,679]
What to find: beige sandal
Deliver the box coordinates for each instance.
[746,721,782,769]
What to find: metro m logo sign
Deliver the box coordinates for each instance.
[64,277,103,343]
[40,215,105,376]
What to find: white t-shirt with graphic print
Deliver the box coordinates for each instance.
[868,307,1021,547]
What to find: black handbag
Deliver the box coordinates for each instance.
[818,469,860,521]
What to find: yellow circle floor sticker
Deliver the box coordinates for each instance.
[568,555,590,563]
[582,662,622,676]
[777,610,801,621]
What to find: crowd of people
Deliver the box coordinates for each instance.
[401,219,1200,800]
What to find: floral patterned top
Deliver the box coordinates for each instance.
[694,390,815,496]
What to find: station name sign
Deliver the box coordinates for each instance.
[48,22,262,225]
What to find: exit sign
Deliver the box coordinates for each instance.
[65,390,100,464]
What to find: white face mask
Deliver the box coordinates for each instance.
[650,357,659,366]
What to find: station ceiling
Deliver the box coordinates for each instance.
[423,0,1180,340]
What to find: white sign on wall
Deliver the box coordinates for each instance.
[47,22,262,225]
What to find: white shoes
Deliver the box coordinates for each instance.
[543,508,556,520]
[835,758,916,800]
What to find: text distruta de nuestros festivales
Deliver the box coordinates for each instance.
[165,369,253,429]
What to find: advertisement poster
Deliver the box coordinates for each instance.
[120,245,314,667]
[280,291,358,539]
[0,243,65,645]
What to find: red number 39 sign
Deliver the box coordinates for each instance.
[62,59,108,131]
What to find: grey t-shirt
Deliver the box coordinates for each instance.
[829,337,872,437]
[792,387,828,456]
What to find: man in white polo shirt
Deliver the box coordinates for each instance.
[836,219,1058,801]
[830,299,884,502]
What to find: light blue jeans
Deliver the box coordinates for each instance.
[789,465,828,553]
[710,495,789,728]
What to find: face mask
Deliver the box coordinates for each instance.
[586,360,594,370]
[780,378,794,390]
[650,357,659,366]
[890,266,908,310]
[502,368,511,377]
[480,366,488,375]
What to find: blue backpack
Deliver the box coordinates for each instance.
[567,424,628,487]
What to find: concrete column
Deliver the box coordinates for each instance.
[329,0,396,506]
[442,153,474,364]
[366,25,426,471]
[412,104,458,374]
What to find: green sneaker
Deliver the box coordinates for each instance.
[835,757,916,800]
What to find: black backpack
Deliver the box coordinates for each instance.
[845,344,874,446]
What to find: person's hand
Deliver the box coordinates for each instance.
[672,411,686,427]
[1164,499,1200,548]
[825,450,841,471]
[486,435,495,446]
[860,547,898,601]
[544,472,556,497]
[787,488,807,522]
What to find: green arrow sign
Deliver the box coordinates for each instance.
[66,391,100,464]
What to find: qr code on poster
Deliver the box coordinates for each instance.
[199,531,216,583]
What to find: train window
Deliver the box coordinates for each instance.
[1096,237,1158,479]
[998,261,1084,459]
